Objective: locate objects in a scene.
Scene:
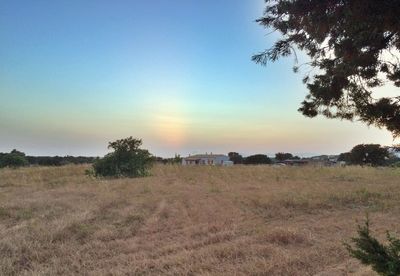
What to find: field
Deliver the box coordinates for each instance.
[0,165,399,275]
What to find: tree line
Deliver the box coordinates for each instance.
[229,152,303,165]
[0,149,96,168]
[229,144,400,167]
[1,143,399,169]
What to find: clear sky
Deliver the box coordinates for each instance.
[0,0,398,157]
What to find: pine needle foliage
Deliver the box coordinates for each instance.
[346,219,400,276]
[255,0,400,137]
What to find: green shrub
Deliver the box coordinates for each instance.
[244,154,271,165]
[345,219,400,276]
[92,137,153,178]
[0,150,28,168]
[391,161,400,168]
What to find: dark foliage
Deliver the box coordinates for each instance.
[0,150,96,168]
[92,137,153,178]
[0,150,28,168]
[339,144,389,166]
[244,154,271,165]
[338,152,352,163]
[254,0,400,137]
[275,152,294,161]
[228,152,243,164]
[171,154,182,164]
[154,154,182,165]
[346,220,400,276]
[26,156,95,166]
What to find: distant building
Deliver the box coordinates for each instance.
[306,155,340,166]
[182,153,229,166]
[280,155,340,167]
[222,161,234,166]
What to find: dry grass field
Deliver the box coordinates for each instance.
[0,165,399,275]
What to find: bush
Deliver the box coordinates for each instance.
[244,154,271,165]
[390,161,400,168]
[345,219,400,276]
[92,137,153,178]
[0,150,29,168]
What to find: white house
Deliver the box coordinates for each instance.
[182,153,230,166]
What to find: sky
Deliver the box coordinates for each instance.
[0,0,398,157]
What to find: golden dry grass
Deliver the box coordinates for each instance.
[0,165,399,275]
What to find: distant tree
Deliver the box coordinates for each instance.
[228,152,243,164]
[351,144,389,166]
[63,156,96,165]
[244,154,271,165]
[275,152,294,162]
[254,0,400,137]
[154,154,182,165]
[92,137,153,178]
[344,144,389,166]
[26,155,95,166]
[0,153,5,164]
[154,157,165,164]
[346,219,400,276]
[172,154,182,164]
[0,149,28,168]
[338,152,352,163]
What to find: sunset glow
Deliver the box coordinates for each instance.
[0,0,397,157]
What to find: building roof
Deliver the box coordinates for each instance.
[184,154,227,160]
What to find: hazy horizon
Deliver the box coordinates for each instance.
[1,0,398,158]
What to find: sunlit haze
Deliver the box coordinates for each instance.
[0,0,398,157]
